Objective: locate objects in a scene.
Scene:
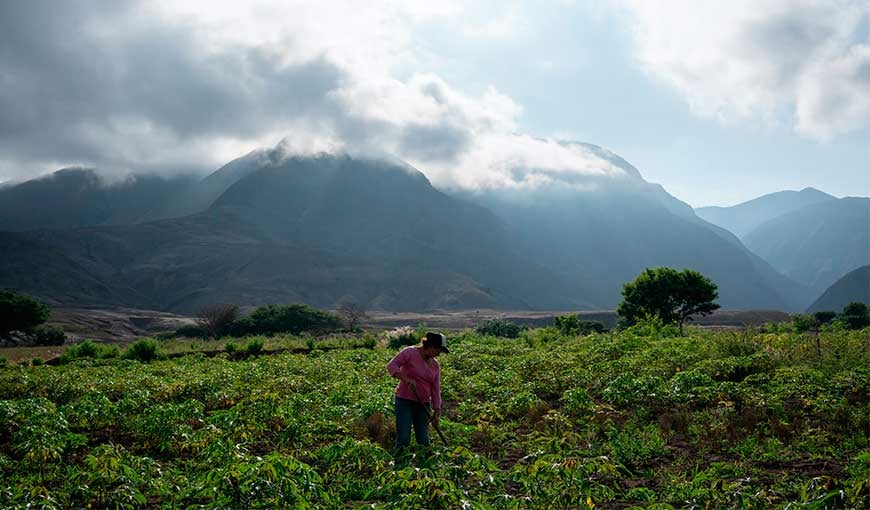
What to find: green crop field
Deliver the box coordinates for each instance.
[1,326,868,509]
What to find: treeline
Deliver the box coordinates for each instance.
[789,302,870,333]
[176,303,346,339]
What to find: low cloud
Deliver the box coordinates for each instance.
[621,0,870,141]
[0,0,631,189]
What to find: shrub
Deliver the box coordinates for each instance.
[31,324,66,346]
[174,324,209,339]
[244,338,264,355]
[792,313,818,333]
[196,303,240,338]
[224,341,238,354]
[229,304,342,336]
[0,290,50,339]
[554,314,606,335]
[624,314,680,338]
[813,311,837,326]
[30,358,44,366]
[841,302,869,330]
[475,318,524,338]
[121,339,167,363]
[59,340,119,364]
[385,326,419,349]
[0,356,6,367]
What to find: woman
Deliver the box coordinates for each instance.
[386,331,448,453]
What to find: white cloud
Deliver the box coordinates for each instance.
[0,0,630,190]
[621,0,870,140]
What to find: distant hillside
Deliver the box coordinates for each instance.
[0,168,200,231]
[0,146,818,312]
[0,154,585,313]
[454,144,814,311]
[807,265,870,313]
[696,188,835,238]
[743,197,870,291]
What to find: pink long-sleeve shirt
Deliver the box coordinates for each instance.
[387,346,442,410]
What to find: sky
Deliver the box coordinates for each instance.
[0,0,868,206]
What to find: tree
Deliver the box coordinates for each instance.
[813,311,837,326]
[0,290,50,341]
[617,267,720,334]
[196,303,240,338]
[841,302,869,330]
[791,313,818,333]
[553,314,606,335]
[229,304,342,336]
[475,318,524,338]
[337,301,368,332]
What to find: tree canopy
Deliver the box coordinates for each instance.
[617,267,720,333]
[0,290,50,339]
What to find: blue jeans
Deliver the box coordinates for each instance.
[394,396,430,452]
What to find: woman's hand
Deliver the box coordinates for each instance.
[432,409,441,427]
[400,375,416,392]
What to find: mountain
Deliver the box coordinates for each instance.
[0,145,817,312]
[453,143,815,311]
[742,197,870,291]
[0,168,201,231]
[807,265,870,313]
[0,153,585,313]
[696,188,836,238]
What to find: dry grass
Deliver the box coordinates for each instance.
[0,345,69,363]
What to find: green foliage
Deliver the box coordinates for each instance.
[31,324,66,346]
[554,314,606,335]
[841,301,870,330]
[30,358,43,366]
[624,313,681,338]
[0,327,867,507]
[813,311,837,326]
[174,324,209,339]
[617,267,720,332]
[121,339,167,363]
[385,326,419,349]
[58,340,119,364]
[0,290,50,339]
[230,304,342,336]
[224,341,238,354]
[474,318,524,338]
[244,338,264,355]
[791,313,819,333]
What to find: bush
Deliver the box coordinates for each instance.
[0,356,6,367]
[224,341,238,354]
[475,318,524,338]
[792,313,819,333]
[0,290,50,339]
[385,326,419,349]
[623,314,680,338]
[229,304,342,336]
[174,324,209,339]
[196,303,240,338]
[813,311,837,326]
[31,324,66,346]
[841,302,869,330]
[30,358,44,366]
[121,339,167,363]
[244,338,264,355]
[554,314,606,335]
[59,340,119,364]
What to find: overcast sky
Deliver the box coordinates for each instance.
[1,0,868,206]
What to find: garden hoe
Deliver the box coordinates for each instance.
[410,385,448,446]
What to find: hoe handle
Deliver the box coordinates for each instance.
[409,384,448,446]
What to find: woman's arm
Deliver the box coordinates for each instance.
[387,348,415,387]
